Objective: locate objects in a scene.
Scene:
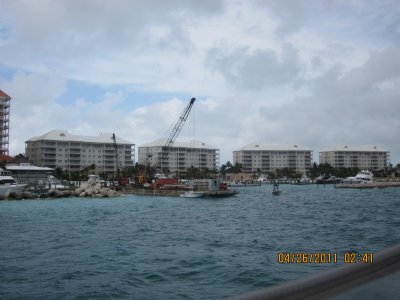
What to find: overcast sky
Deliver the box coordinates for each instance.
[1,0,399,165]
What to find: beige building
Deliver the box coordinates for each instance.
[25,130,135,174]
[138,139,219,177]
[233,143,313,174]
[319,145,389,170]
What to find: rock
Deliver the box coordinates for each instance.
[6,190,23,200]
[75,187,84,196]
[100,188,109,196]
[47,189,58,197]
[23,191,36,199]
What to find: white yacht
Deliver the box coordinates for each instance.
[0,168,26,196]
[344,170,374,183]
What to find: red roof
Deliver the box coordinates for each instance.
[0,90,11,99]
[0,155,13,161]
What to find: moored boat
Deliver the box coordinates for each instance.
[343,170,374,183]
[180,191,204,198]
[293,174,312,185]
[0,168,26,196]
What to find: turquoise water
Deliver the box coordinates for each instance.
[1,184,399,299]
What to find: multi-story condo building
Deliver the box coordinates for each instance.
[138,139,219,177]
[25,130,135,175]
[319,145,389,170]
[0,90,11,156]
[233,143,313,175]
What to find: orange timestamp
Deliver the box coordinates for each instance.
[277,252,374,264]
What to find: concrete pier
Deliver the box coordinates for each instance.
[335,181,400,189]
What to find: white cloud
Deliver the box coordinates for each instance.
[0,0,399,164]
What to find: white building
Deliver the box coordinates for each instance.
[25,130,135,174]
[6,163,54,185]
[233,143,313,175]
[0,89,11,156]
[319,145,389,170]
[138,139,219,177]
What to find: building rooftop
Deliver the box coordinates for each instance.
[320,144,388,152]
[26,130,133,144]
[6,163,53,172]
[140,138,218,150]
[0,90,11,99]
[235,143,311,151]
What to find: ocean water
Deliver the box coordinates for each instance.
[0,184,399,299]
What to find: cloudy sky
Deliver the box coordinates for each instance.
[1,0,399,165]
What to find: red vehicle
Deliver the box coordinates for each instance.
[151,177,178,189]
[118,178,130,185]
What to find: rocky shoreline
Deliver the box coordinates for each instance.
[1,181,122,200]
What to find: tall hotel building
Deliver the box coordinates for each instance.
[319,145,389,171]
[233,143,313,174]
[25,130,135,174]
[138,139,219,176]
[0,90,11,156]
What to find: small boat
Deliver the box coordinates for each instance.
[272,183,282,195]
[180,191,204,198]
[39,175,67,189]
[293,174,312,185]
[257,175,269,184]
[0,169,26,196]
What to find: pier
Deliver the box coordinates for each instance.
[122,186,237,198]
[335,181,400,189]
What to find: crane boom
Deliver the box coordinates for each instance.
[161,97,196,173]
[164,97,195,148]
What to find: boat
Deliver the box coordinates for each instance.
[39,175,67,189]
[257,175,269,184]
[272,183,282,195]
[343,170,374,183]
[293,174,312,185]
[180,191,204,198]
[0,168,26,196]
[315,175,342,184]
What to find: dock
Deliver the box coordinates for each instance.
[334,181,400,189]
[122,186,236,198]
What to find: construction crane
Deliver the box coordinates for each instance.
[161,97,196,173]
[112,133,120,179]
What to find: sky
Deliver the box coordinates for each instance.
[0,0,399,165]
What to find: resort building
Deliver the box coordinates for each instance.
[0,90,11,156]
[25,130,135,175]
[138,139,220,177]
[233,143,313,175]
[319,145,390,171]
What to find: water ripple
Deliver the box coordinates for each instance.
[0,185,399,299]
